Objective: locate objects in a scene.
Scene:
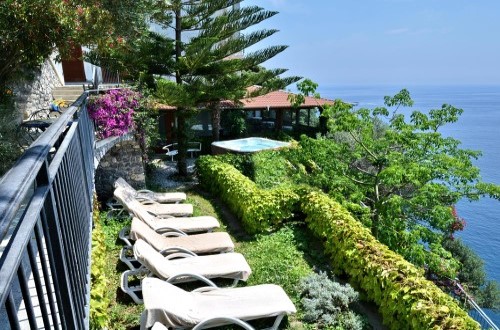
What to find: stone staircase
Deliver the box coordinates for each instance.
[52,85,85,105]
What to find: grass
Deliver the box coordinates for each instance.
[97,188,351,329]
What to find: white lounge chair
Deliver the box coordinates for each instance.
[114,187,219,235]
[121,239,252,304]
[113,187,193,217]
[141,277,296,330]
[114,177,186,204]
[126,217,234,255]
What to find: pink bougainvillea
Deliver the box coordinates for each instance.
[87,89,142,139]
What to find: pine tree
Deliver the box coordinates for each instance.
[157,0,300,175]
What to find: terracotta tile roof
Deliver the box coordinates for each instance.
[157,89,335,111]
[229,90,335,110]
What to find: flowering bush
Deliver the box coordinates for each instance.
[87,89,142,139]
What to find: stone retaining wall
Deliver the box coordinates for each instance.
[13,59,63,119]
[95,138,145,202]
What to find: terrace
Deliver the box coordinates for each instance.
[0,91,497,329]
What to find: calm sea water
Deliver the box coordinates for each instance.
[318,85,500,324]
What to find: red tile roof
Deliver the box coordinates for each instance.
[231,90,335,110]
[157,89,335,111]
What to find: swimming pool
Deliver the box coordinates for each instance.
[211,137,291,154]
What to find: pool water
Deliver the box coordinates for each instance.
[211,137,290,154]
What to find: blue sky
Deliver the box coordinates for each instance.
[244,0,500,86]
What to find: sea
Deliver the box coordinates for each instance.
[318,85,500,325]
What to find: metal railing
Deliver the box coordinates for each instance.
[0,93,95,329]
[455,283,500,330]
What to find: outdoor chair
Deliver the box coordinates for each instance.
[163,143,178,161]
[187,141,202,158]
[114,177,187,204]
[123,217,234,255]
[121,239,251,304]
[140,277,296,330]
[113,187,193,218]
[113,187,219,234]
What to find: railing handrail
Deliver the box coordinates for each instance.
[0,94,87,240]
[0,91,95,329]
[455,283,500,330]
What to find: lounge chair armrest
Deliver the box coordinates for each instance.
[159,247,197,257]
[119,227,133,246]
[156,226,187,235]
[164,252,195,260]
[160,230,187,237]
[136,189,154,194]
[139,198,158,205]
[192,317,255,330]
[167,273,218,288]
[121,268,150,304]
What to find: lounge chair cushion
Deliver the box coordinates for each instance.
[142,278,296,329]
[115,188,219,233]
[130,218,234,254]
[134,239,251,281]
[114,177,186,203]
[142,203,193,217]
[114,186,193,217]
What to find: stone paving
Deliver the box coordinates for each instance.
[147,157,198,190]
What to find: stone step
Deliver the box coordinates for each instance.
[52,86,85,102]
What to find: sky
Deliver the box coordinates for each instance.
[244,0,500,87]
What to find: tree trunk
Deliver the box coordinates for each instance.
[176,108,188,176]
[211,103,221,141]
[275,108,283,131]
[174,6,188,176]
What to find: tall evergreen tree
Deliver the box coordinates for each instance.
[156,0,300,175]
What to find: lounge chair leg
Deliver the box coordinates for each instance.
[269,314,285,330]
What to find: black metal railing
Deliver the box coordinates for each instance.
[0,93,95,329]
[454,283,500,330]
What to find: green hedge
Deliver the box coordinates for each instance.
[197,156,300,233]
[197,156,480,329]
[301,191,479,330]
[89,205,110,329]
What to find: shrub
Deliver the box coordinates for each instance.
[300,272,364,329]
[197,156,300,233]
[301,191,480,330]
[87,88,142,139]
[90,205,110,329]
[238,226,313,303]
[0,88,22,176]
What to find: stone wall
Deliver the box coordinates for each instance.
[13,59,63,120]
[95,138,145,202]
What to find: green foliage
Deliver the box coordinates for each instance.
[300,272,365,330]
[288,79,320,110]
[155,0,300,174]
[285,88,500,280]
[301,191,480,330]
[0,90,21,176]
[133,97,160,164]
[90,206,110,329]
[196,156,300,233]
[477,281,500,311]
[238,226,313,304]
[443,238,500,310]
[222,109,248,138]
[1,0,154,88]
[214,150,292,189]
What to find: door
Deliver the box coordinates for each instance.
[61,46,86,82]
